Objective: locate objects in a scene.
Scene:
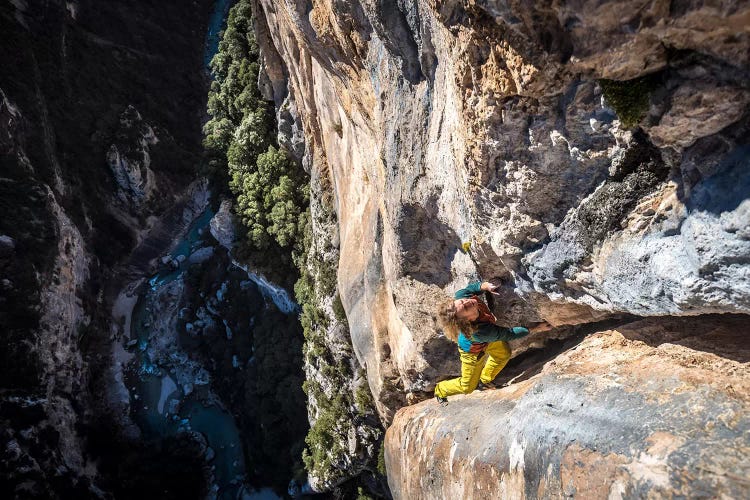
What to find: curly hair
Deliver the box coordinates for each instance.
[437,298,478,343]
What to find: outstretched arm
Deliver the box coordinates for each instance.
[472,321,554,342]
[472,325,530,343]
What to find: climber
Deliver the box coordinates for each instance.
[434,280,551,406]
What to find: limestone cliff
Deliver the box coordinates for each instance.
[253,0,749,494]
[386,316,749,499]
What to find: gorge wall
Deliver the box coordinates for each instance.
[0,0,214,496]
[253,0,750,495]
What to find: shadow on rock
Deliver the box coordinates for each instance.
[495,316,637,387]
[616,315,750,364]
[497,314,750,391]
[398,202,462,287]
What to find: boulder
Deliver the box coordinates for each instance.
[209,199,237,250]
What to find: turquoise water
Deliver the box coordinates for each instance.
[130,373,248,499]
[181,399,246,492]
[127,206,265,499]
[149,208,215,290]
[205,0,235,67]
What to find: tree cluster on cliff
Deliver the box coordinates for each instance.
[205,2,386,495]
[203,0,308,263]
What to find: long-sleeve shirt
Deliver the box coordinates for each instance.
[455,281,530,353]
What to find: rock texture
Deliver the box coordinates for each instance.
[255,0,750,414]
[254,0,750,494]
[106,106,159,210]
[385,316,750,499]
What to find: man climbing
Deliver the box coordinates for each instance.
[434,280,551,405]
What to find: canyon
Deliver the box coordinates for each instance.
[1,0,748,498]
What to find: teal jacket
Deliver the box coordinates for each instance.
[456,281,529,353]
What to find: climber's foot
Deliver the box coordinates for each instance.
[436,395,448,407]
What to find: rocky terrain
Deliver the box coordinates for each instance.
[385,316,750,499]
[2,0,749,498]
[0,0,217,496]
[252,0,750,495]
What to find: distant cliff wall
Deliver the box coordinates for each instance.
[0,0,212,495]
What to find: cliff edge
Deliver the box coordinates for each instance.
[385,316,749,498]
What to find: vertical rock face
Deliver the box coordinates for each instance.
[255,0,749,412]
[105,106,159,211]
[255,0,749,495]
[0,0,212,495]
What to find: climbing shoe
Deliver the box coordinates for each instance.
[436,395,448,406]
[477,380,499,391]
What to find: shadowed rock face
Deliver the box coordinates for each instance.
[385,317,750,499]
[0,0,212,496]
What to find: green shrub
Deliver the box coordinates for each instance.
[302,379,323,401]
[377,441,387,476]
[300,302,330,334]
[239,145,307,250]
[598,74,659,129]
[332,293,347,324]
[302,393,350,481]
[317,260,338,297]
[294,271,315,306]
[357,487,373,500]
[355,383,374,412]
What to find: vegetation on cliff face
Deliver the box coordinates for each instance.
[206,2,385,493]
[297,191,385,493]
[598,74,659,129]
[298,204,358,480]
[203,0,308,270]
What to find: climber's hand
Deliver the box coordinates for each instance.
[481,281,501,295]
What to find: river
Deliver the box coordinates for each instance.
[121,1,292,498]
[205,0,235,68]
[124,202,294,499]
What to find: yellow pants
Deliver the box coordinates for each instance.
[434,341,511,398]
